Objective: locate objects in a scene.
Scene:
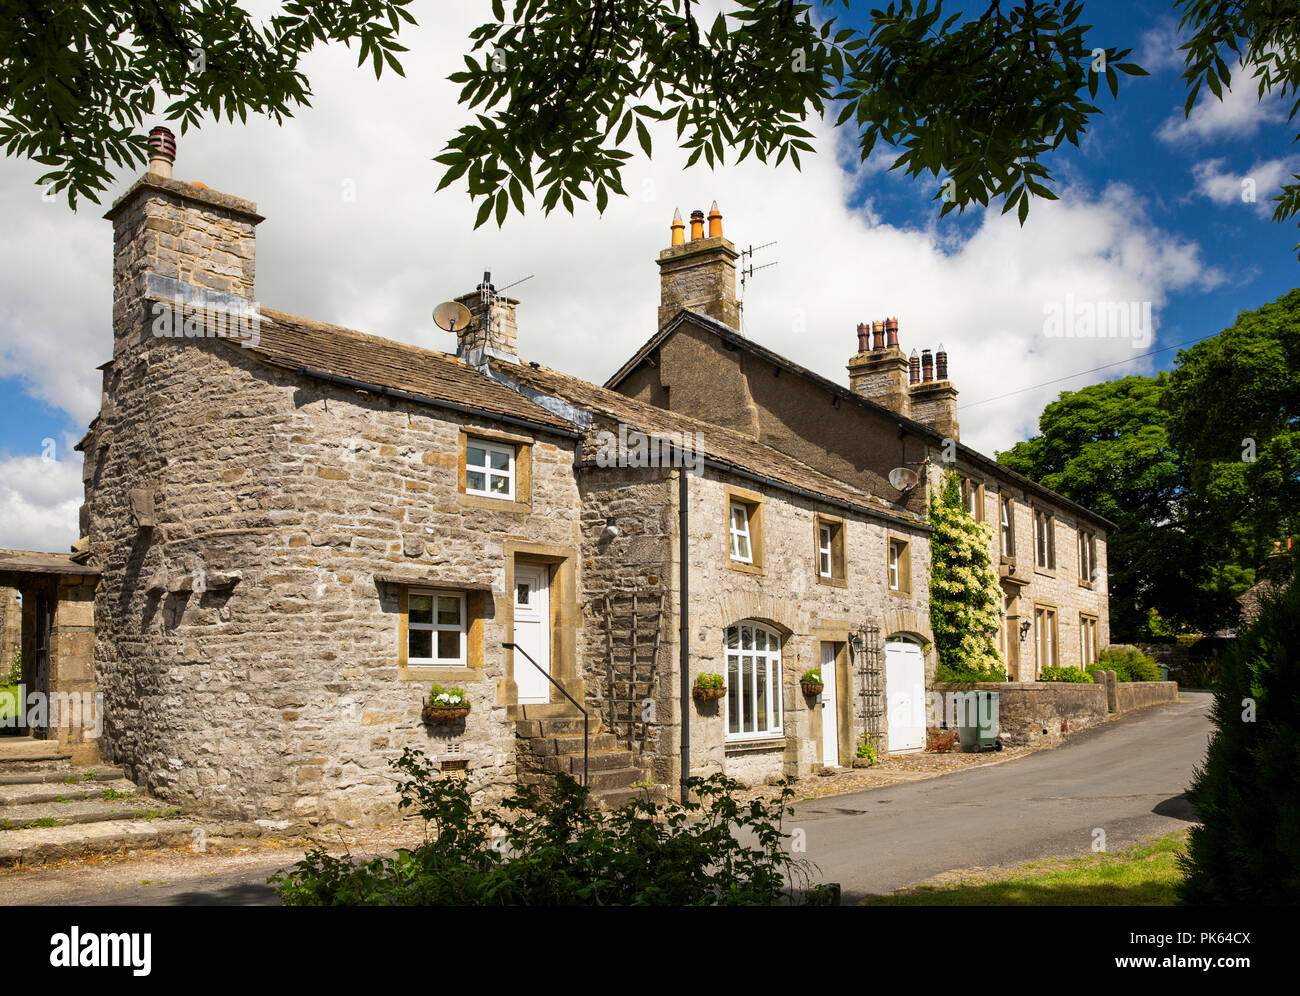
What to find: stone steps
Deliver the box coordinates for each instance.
[0,758,200,868]
[0,818,199,867]
[515,713,660,809]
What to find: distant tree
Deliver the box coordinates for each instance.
[1179,552,1298,904]
[997,375,1219,637]
[929,472,1006,683]
[1163,289,1300,570]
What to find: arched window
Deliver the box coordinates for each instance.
[725,622,783,740]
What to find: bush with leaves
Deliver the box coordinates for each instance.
[929,472,1006,683]
[1179,555,1299,903]
[5,650,19,687]
[1039,665,1094,684]
[272,747,819,906]
[1091,647,1161,683]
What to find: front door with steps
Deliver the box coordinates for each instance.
[513,564,551,704]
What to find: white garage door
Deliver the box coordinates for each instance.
[885,640,926,753]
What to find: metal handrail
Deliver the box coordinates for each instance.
[503,642,588,787]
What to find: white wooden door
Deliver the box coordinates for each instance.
[885,640,926,753]
[820,642,839,766]
[513,565,550,704]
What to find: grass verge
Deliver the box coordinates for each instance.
[861,830,1189,906]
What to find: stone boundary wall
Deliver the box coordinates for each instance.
[932,678,1178,747]
[1115,681,1179,713]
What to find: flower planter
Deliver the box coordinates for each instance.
[422,702,471,725]
[801,682,824,697]
[693,685,726,703]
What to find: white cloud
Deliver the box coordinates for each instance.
[1191,156,1300,217]
[0,1,1222,545]
[1136,19,1187,75]
[0,452,83,551]
[1157,68,1287,144]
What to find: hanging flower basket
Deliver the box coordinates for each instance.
[422,684,471,725]
[693,674,726,703]
[422,703,470,725]
[801,669,824,697]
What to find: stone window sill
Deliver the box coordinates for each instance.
[725,737,786,754]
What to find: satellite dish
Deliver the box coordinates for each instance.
[433,301,473,332]
[888,467,920,490]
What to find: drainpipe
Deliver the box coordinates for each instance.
[678,467,691,805]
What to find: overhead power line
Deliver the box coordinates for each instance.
[957,332,1219,410]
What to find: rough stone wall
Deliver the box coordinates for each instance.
[683,470,932,786]
[85,325,582,825]
[932,681,1110,746]
[1115,681,1178,713]
[0,587,19,669]
[577,463,676,786]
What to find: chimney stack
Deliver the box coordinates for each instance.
[848,317,909,417]
[908,349,920,385]
[909,342,959,440]
[657,202,740,330]
[454,270,519,361]
[104,125,262,361]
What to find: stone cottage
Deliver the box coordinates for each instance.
[14,130,1110,824]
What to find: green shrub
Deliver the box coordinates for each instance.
[1179,560,1299,903]
[5,650,19,686]
[272,748,821,906]
[855,737,878,765]
[929,473,1006,683]
[800,669,822,684]
[1039,665,1094,683]
[1091,647,1161,682]
[694,673,723,690]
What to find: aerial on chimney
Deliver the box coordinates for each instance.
[148,126,176,179]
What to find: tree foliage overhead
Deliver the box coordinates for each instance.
[3,1,1298,240]
[0,1,415,206]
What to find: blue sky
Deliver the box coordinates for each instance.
[0,0,1294,548]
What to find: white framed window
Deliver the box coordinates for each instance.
[888,538,909,592]
[729,502,753,564]
[1035,605,1058,674]
[408,589,467,666]
[961,477,984,521]
[725,622,783,740]
[1080,614,1098,668]
[1078,529,1096,582]
[465,439,515,499]
[1034,509,1055,569]
[817,524,833,577]
[1001,497,1015,557]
